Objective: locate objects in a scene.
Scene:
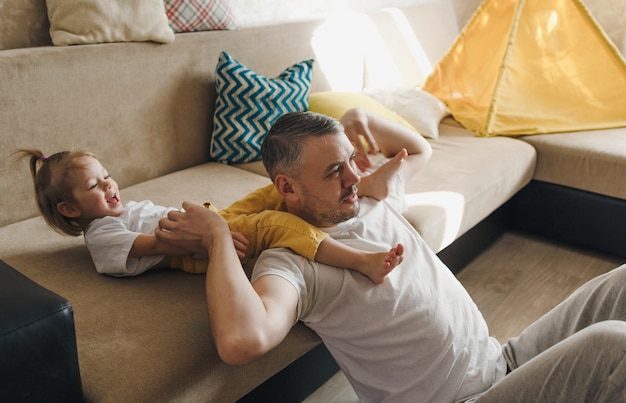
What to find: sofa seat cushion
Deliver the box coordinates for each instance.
[237,124,536,254]
[0,162,321,402]
[520,127,626,200]
[404,123,536,252]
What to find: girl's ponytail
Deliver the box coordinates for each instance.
[14,149,94,236]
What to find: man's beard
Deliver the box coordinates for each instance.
[300,185,360,226]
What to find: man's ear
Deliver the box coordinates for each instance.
[57,201,81,218]
[274,174,300,202]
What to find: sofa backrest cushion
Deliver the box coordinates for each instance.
[1,21,329,227]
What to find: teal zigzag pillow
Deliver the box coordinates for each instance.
[210,51,314,163]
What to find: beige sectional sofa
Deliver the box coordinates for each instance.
[1,1,624,401]
[513,127,626,257]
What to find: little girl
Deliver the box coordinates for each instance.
[16,149,404,283]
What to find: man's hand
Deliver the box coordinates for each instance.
[157,202,230,256]
[157,203,250,260]
[341,107,379,171]
[158,204,296,366]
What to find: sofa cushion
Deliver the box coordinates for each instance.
[210,51,314,164]
[520,127,626,200]
[236,121,537,254]
[164,0,237,33]
[46,0,175,45]
[403,122,536,252]
[0,22,332,228]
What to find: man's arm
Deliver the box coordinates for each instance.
[341,107,432,184]
[156,202,298,365]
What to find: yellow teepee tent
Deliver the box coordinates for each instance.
[423,0,626,137]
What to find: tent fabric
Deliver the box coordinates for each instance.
[423,0,626,137]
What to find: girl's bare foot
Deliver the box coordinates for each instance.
[358,149,408,200]
[365,243,405,284]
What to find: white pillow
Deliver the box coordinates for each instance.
[46,0,174,46]
[363,87,449,139]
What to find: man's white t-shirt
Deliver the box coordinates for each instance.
[84,200,175,276]
[252,177,506,402]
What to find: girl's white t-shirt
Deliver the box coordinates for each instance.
[84,200,175,276]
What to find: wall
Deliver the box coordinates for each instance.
[228,0,423,27]
[1,0,624,54]
[0,0,51,50]
[0,0,433,51]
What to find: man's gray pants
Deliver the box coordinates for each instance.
[478,264,626,402]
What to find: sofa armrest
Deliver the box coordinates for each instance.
[0,260,83,402]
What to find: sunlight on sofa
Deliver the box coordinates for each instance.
[405,191,465,252]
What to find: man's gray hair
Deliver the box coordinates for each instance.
[261,111,344,181]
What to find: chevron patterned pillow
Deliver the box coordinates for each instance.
[164,0,237,33]
[210,51,314,163]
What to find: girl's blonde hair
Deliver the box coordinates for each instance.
[14,149,96,236]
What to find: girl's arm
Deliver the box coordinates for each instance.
[129,232,249,259]
[128,234,194,258]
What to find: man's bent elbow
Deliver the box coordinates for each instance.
[215,333,271,366]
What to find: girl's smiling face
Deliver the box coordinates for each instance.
[60,156,124,223]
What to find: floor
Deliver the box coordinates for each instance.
[303,230,624,402]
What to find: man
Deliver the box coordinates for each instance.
[157,109,626,402]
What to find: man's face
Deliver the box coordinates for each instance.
[291,133,361,227]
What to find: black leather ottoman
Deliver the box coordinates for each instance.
[0,260,83,402]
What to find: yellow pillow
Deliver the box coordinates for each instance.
[308,91,419,134]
